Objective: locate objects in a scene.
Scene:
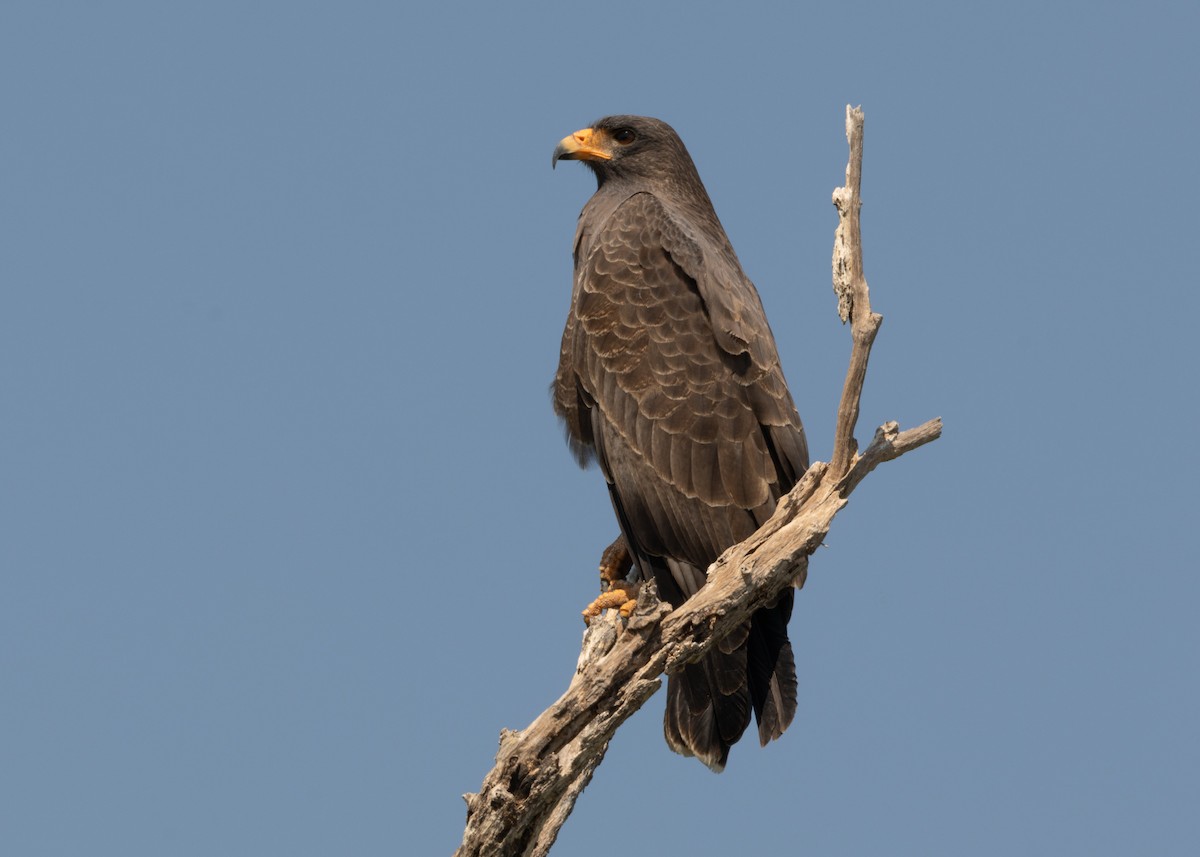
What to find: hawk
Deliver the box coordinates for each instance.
[552,115,808,771]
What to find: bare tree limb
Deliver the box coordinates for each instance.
[830,105,882,480]
[454,106,941,857]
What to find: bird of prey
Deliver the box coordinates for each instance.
[552,116,809,771]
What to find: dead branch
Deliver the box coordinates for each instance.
[830,105,883,480]
[454,105,941,857]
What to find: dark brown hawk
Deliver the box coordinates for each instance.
[552,116,809,771]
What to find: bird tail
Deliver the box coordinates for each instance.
[663,622,752,772]
[663,596,797,771]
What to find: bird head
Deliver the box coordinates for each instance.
[552,115,697,188]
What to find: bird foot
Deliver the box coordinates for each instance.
[582,581,642,625]
[583,535,638,624]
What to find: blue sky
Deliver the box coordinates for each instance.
[2,2,1197,855]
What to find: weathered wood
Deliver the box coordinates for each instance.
[454,105,941,857]
[830,105,882,481]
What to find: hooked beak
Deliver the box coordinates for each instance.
[552,127,613,169]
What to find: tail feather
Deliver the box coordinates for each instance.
[754,639,797,746]
[747,591,798,746]
[663,636,752,772]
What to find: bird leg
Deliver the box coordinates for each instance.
[582,535,640,624]
[598,534,633,585]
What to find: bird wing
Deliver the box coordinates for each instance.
[558,190,807,570]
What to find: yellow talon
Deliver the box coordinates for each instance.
[582,582,641,625]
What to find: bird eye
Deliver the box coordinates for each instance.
[612,128,636,145]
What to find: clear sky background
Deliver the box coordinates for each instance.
[3,2,1197,855]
